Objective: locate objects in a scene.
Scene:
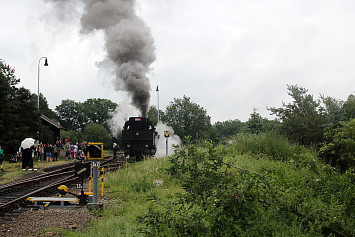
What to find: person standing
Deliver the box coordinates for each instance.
[21,147,32,170]
[74,143,78,160]
[56,138,60,151]
[29,146,34,169]
[53,144,58,162]
[39,143,44,161]
[82,141,88,158]
[0,145,4,172]
[113,143,118,159]
[70,143,75,160]
[49,144,54,162]
[65,141,70,161]
[45,144,52,162]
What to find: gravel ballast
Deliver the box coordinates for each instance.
[0,207,97,236]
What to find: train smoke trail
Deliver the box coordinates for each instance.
[80,0,155,116]
[46,0,156,116]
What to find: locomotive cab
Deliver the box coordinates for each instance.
[122,117,158,159]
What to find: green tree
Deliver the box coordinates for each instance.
[261,118,280,132]
[81,98,117,131]
[0,60,40,155]
[247,108,263,134]
[56,98,117,131]
[84,123,112,149]
[55,99,82,130]
[213,119,244,139]
[319,118,355,172]
[163,96,211,141]
[320,95,344,126]
[31,93,58,121]
[147,105,164,125]
[60,130,83,144]
[343,93,355,121]
[268,85,327,145]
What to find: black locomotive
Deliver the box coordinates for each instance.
[122,117,158,159]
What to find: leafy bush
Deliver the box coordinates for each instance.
[139,139,354,236]
[320,118,355,172]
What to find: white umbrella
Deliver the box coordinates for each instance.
[21,138,35,149]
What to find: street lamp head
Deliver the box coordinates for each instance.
[44,58,48,66]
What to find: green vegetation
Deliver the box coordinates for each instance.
[320,118,355,172]
[66,133,353,236]
[68,157,177,236]
[0,60,40,155]
[162,95,212,142]
[268,85,328,145]
[1,60,354,235]
[56,98,117,131]
[0,60,119,157]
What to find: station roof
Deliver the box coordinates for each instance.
[40,114,66,130]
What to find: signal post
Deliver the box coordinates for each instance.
[87,142,104,209]
[164,131,169,156]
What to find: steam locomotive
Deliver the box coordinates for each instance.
[122,117,158,159]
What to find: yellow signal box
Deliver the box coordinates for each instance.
[87,143,103,160]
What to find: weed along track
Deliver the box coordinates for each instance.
[0,155,123,215]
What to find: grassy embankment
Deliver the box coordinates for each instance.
[64,133,354,236]
[48,134,355,235]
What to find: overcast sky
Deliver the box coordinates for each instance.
[1,0,354,123]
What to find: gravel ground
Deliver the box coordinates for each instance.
[0,157,118,236]
[0,207,96,237]
[0,172,110,236]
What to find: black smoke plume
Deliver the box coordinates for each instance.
[46,0,156,116]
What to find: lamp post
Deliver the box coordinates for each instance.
[156,85,159,125]
[37,57,48,109]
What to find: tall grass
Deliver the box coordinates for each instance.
[230,132,304,160]
[69,158,184,237]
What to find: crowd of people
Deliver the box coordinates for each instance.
[33,138,88,163]
[0,138,90,172]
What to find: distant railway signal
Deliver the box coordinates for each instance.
[87,143,103,160]
[164,131,170,156]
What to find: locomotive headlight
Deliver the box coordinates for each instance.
[145,145,148,147]
[127,145,131,147]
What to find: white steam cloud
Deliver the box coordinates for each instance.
[154,122,181,158]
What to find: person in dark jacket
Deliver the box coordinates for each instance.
[44,144,53,162]
[21,147,33,170]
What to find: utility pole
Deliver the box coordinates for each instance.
[37,57,48,109]
[156,85,160,126]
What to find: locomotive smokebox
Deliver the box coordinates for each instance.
[122,117,158,160]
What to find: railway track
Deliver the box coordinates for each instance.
[0,155,126,215]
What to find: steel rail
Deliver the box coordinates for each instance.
[0,175,79,214]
